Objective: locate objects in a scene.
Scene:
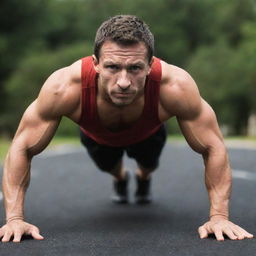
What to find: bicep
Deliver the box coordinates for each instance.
[177,99,224,154]
[11,68,75,156]
[12,100,61,157]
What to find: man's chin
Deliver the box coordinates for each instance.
[110,95,135,107]
[111,98,133,107]
[113,101,131,107]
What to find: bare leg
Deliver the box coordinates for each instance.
[136,164,155,180]
[109,159,126,180]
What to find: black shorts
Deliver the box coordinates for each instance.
[80,124,167,171]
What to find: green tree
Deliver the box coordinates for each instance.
[4,42,92,136]
[187,23,256,135]
[0,0,52,133]
[1,0,256,136]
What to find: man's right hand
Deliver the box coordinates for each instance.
[0,220,44,243]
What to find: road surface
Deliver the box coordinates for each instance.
[0,142,255,255]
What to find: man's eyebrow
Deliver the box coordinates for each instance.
[103,60,146,67]
[128,62,145,66]
[103,61,120,65]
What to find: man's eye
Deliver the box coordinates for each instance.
[129,66,141,71]
[107,65,119,70]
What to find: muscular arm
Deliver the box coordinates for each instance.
[160,63,253,241]
[0,65,80,242]
[177,99,230,219]
[3,100,61,223]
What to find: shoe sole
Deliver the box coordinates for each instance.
[111,195,129,204]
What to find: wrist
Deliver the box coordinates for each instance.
[209,213,229,221]
[6,216,24,224]
[209,201,229,220]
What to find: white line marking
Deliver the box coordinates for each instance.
[232,169,256,181]
[0,192,3,201]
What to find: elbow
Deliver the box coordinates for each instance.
[202,141,228,161]
[26,149,35,160]
[9,138,34,162]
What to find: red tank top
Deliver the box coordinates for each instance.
[79,56,162,147]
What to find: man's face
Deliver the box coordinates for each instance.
[93,41,152,107]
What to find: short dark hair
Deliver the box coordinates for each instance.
[94,15,154,63]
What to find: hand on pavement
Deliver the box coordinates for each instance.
[0,220,44,243]
[198,216,254,241]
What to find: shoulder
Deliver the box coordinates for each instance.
[37,59,82,119]
[159,59,202,119]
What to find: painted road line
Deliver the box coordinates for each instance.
[0,191,2,201]
[232,169,256,181]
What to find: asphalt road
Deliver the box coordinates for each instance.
[0,142,256,256]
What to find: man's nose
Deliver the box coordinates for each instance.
[117,71,131,90]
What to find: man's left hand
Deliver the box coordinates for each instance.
[198,217,254,241]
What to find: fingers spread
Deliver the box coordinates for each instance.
[29,227,44,240]
[0,228,5,239]
[213,228,224,241]
[244,232,254,239]
[233,226,254,240]
[13,231,22,243]
[0,222,45,243]
[31,231,44,240]
[223,227,237,240]
[198,226,208,239]
[2,231,13,243]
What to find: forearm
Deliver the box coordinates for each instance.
[203,147,231,219]
[2,146,32,222]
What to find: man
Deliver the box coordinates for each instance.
[0,15,253,243]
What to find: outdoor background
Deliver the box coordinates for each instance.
[0,0,256,141]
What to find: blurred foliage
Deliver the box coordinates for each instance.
[187,20,256,134]
[0,0,256,137]
[4,42,92,135]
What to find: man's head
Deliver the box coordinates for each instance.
[94,15,154,63]
[93,15,155,107]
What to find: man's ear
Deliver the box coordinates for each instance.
[147,57,154,75]
[92,55,100,73]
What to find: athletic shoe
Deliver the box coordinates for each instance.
[111,170,130,204]
[135,175,152,204]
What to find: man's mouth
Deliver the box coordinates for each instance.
[113,92,134,97]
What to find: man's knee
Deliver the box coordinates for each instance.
[138,160,159,172]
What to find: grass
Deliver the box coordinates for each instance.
[224,136,256,141]
[168,134,185,141]
[47,136,80,146]
[0,136,80,164]
[0,138,10,163]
